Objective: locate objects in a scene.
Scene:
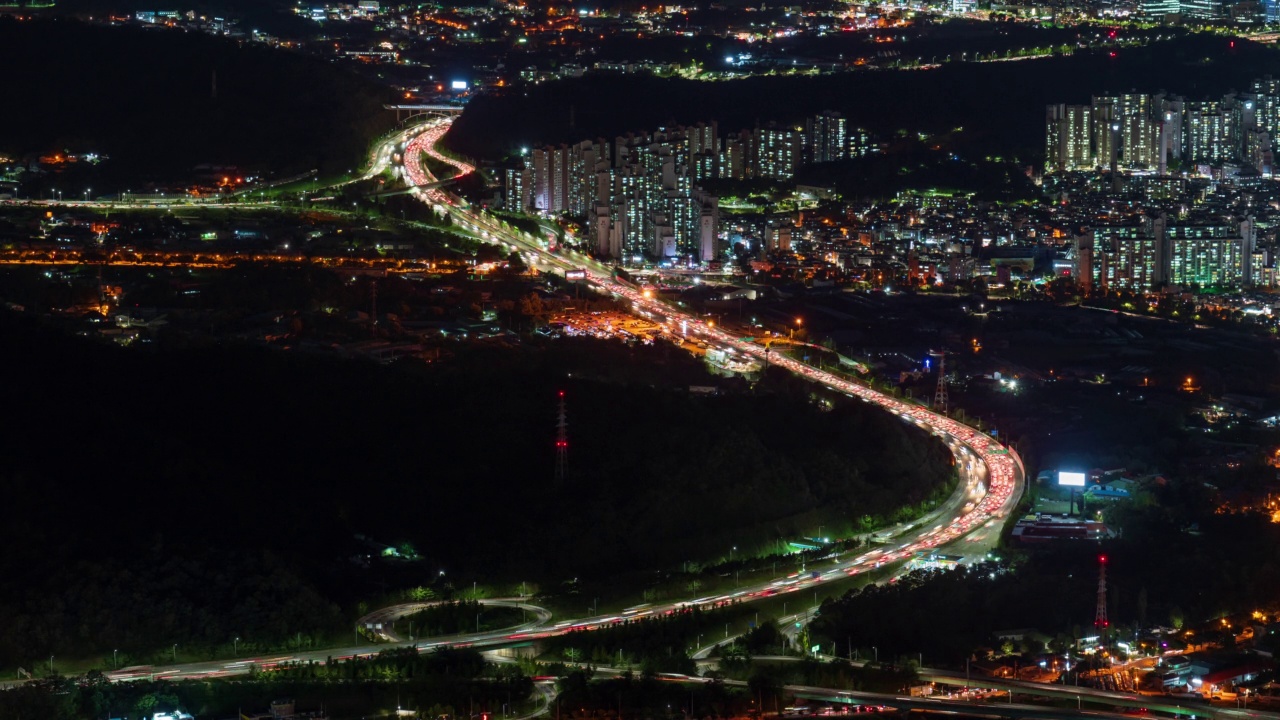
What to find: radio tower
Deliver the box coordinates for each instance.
[930,349,949,414]
[555,391,568,482]
[1095,555,1109,632]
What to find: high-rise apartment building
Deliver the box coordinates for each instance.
[1093,94,1161,169]
[503,167,531,213]
[1094,224,1162,292]
[1045,104,1097,172]
[1167,219,1255,287]
[757,124,803,181]
[1184,101,1232,165]
[507,114,875,264]
[1044,87,1280,174]
[1090,215,1255,290]
[805,111,848,164]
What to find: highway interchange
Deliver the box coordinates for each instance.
[74,112,1018,698]
[24,115,1269,720]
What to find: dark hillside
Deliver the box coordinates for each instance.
[0,17,393,179]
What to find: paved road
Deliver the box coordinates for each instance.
[357,599,553,643]
[400,115,1024,576]
[0,117,1026,713]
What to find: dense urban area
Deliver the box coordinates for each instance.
[13,0,1280,718]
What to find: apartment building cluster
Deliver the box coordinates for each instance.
[503,112,875,264]
[1044,78,1280,177]
[1072,214,1259,292]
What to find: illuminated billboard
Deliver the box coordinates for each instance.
[1058,471,1086,487]
[451,80,468,91]
[564,270,587,280]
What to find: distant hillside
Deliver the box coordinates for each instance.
[444,33,1280,165]
[0,17,393,178]
[39,0,308,35]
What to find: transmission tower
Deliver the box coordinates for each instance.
[555,391,568,482]
[930,349,949,414]
[1095,554,1109,632]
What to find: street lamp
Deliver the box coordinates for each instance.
[113,649,118,668]
[873,646,879,663]
[84,189,90,202]
[234,637,240,655]
[172,644,178,663]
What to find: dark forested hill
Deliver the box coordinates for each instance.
[0,17,392,178]
[0,311,953,666]
[444,33,1280,165]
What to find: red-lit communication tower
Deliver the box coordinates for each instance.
[1095,555,1109,631]
[555,391,568,482]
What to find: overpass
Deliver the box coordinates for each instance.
[366,176,457,198]
[0,115,1030,704]
[692,653,1266,720]
[386,103,467,124]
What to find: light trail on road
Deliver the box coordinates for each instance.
[3,116,1026,707]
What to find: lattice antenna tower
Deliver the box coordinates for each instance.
[930,349,949,414]
[555,391,568,482]
[1095,554,1109,632]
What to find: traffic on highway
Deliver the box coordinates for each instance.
[80,114,1026,700]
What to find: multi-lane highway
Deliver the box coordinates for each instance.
[383,119,1280,720]
[6,115,1029,707]
[398,114,1025,564]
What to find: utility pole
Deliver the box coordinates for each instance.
[369,279,378,334]
[555,391,568,482]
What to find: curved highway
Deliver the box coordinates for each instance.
[398,114,1025,567]
[357,598,554,643]
[40,115,1023,699]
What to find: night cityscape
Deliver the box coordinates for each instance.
[11,0,1280,718]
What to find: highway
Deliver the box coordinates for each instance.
[0,114,1266,720]
[356,599,553,643]
[0,115,1035,712]
[398,113,1025,570]
[378,117,1280,720]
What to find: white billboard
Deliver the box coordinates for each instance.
[1058,471,1086,487]
[451,80,468,91]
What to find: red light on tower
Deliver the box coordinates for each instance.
[1099,554,1107,564]
[555,392,568,481]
